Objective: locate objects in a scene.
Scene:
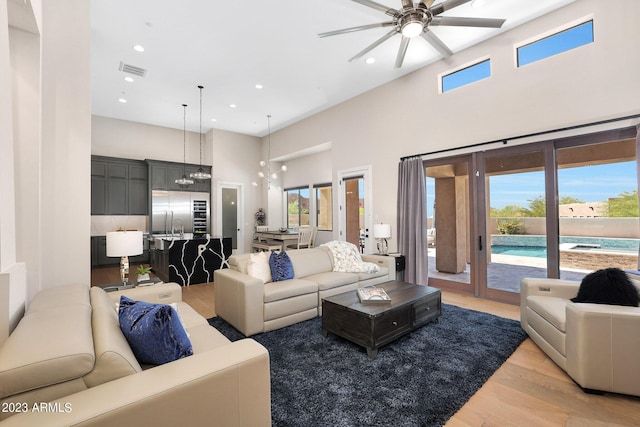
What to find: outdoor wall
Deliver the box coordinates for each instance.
[266,0,640,254]
[490,217,640,239]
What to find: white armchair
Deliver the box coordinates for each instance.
[520,275,640,396]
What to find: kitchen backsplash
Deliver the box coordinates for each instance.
[91,216,148,236]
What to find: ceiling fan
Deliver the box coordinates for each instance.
[319,0,506,68]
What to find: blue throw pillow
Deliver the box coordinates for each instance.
[269,251,294,282]
[118,296,193,365]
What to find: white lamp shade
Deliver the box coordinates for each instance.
[106,231,143,257]
[373,224,391,239]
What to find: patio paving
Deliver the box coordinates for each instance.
[427,252,588,293]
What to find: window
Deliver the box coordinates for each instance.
[315,184,333,231]
[441,59,491,93]
[285,186,310,228]
[517,20,593,67]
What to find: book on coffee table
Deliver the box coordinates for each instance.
[357,286,391,304]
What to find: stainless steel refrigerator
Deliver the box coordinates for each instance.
[151,190,210,237]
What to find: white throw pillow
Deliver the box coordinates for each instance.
[247,251,272,283]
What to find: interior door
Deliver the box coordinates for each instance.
[216,182,244,253]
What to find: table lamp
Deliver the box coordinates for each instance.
[373,223,391,255]
[106,230,143,285]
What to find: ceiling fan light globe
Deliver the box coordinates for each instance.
[258,171,265,178]
[401,21,424,38]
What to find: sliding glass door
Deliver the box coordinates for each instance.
[478,147,548,304]
[424,127,638,305]
[556,138,638,281]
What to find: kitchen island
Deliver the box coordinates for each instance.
[150,235,231,285]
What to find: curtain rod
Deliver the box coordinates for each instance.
[400,113,640,161]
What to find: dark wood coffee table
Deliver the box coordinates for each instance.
[322,281,441,359]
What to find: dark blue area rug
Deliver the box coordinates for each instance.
[208,304,526,427]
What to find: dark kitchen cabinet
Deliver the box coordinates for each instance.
[91,156,148,215]
[147,160,211,193]
[128,164,149,215]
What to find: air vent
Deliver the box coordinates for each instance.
[119,62,147,77]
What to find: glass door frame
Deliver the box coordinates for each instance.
[424,154,477,295]
[475,142,557,304]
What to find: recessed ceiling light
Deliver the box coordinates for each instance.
[366,57,376,64]
[118,98,127,103]
[132,44,145,52]
[255,84,263,89]
[210,118,217,122]
[124,76,134,82]
[230,104,237,108]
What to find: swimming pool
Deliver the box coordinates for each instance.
[491,235,640,258]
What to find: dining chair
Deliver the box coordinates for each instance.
[286,226,314,250]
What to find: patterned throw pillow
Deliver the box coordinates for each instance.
[118,296,193,365]
[247,251,272,283]
[269,251,294,282]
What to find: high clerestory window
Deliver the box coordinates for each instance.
[517,20,594,67]
[440,58,491,93]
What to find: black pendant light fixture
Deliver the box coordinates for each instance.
[175,103,194,187]
[190,85,212,180]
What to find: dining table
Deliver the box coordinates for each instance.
[255,229,299,249]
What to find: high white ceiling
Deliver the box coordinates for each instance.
[91,0,575,137]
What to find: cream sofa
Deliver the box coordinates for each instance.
[0,282,270,426]
[214,247,396,336]
[520,275,640,396]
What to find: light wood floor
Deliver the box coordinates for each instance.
[91,268,640,426]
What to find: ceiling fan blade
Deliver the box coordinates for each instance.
[431,16,506,28]
[420,0,436,7]
[401,0,413,8]
[430,0,472,16]
[420,29,453,57]
[319,21,395,38]
[395,37,411,68]
[352,0,398,17]
[349,29,398,62]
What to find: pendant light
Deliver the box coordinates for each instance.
[175,103,194,187]
[252,114,287,189]
[190,85,212,180]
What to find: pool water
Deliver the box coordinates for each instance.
[491,245,547,258]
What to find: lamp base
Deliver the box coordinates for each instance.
[120,255,130,285]
[376,239,389,256]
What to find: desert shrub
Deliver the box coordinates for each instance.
[496,219,525,235]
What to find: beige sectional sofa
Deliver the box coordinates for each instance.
[0,282,271,426]
[214,247,396,336]
[520,274,640,396]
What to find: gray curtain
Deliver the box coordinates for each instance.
[397,157,428,285]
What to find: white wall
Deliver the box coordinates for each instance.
[0,0,25,344]
[39,0,91,293]
[266,0,640,254]
[1,0,91,341]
